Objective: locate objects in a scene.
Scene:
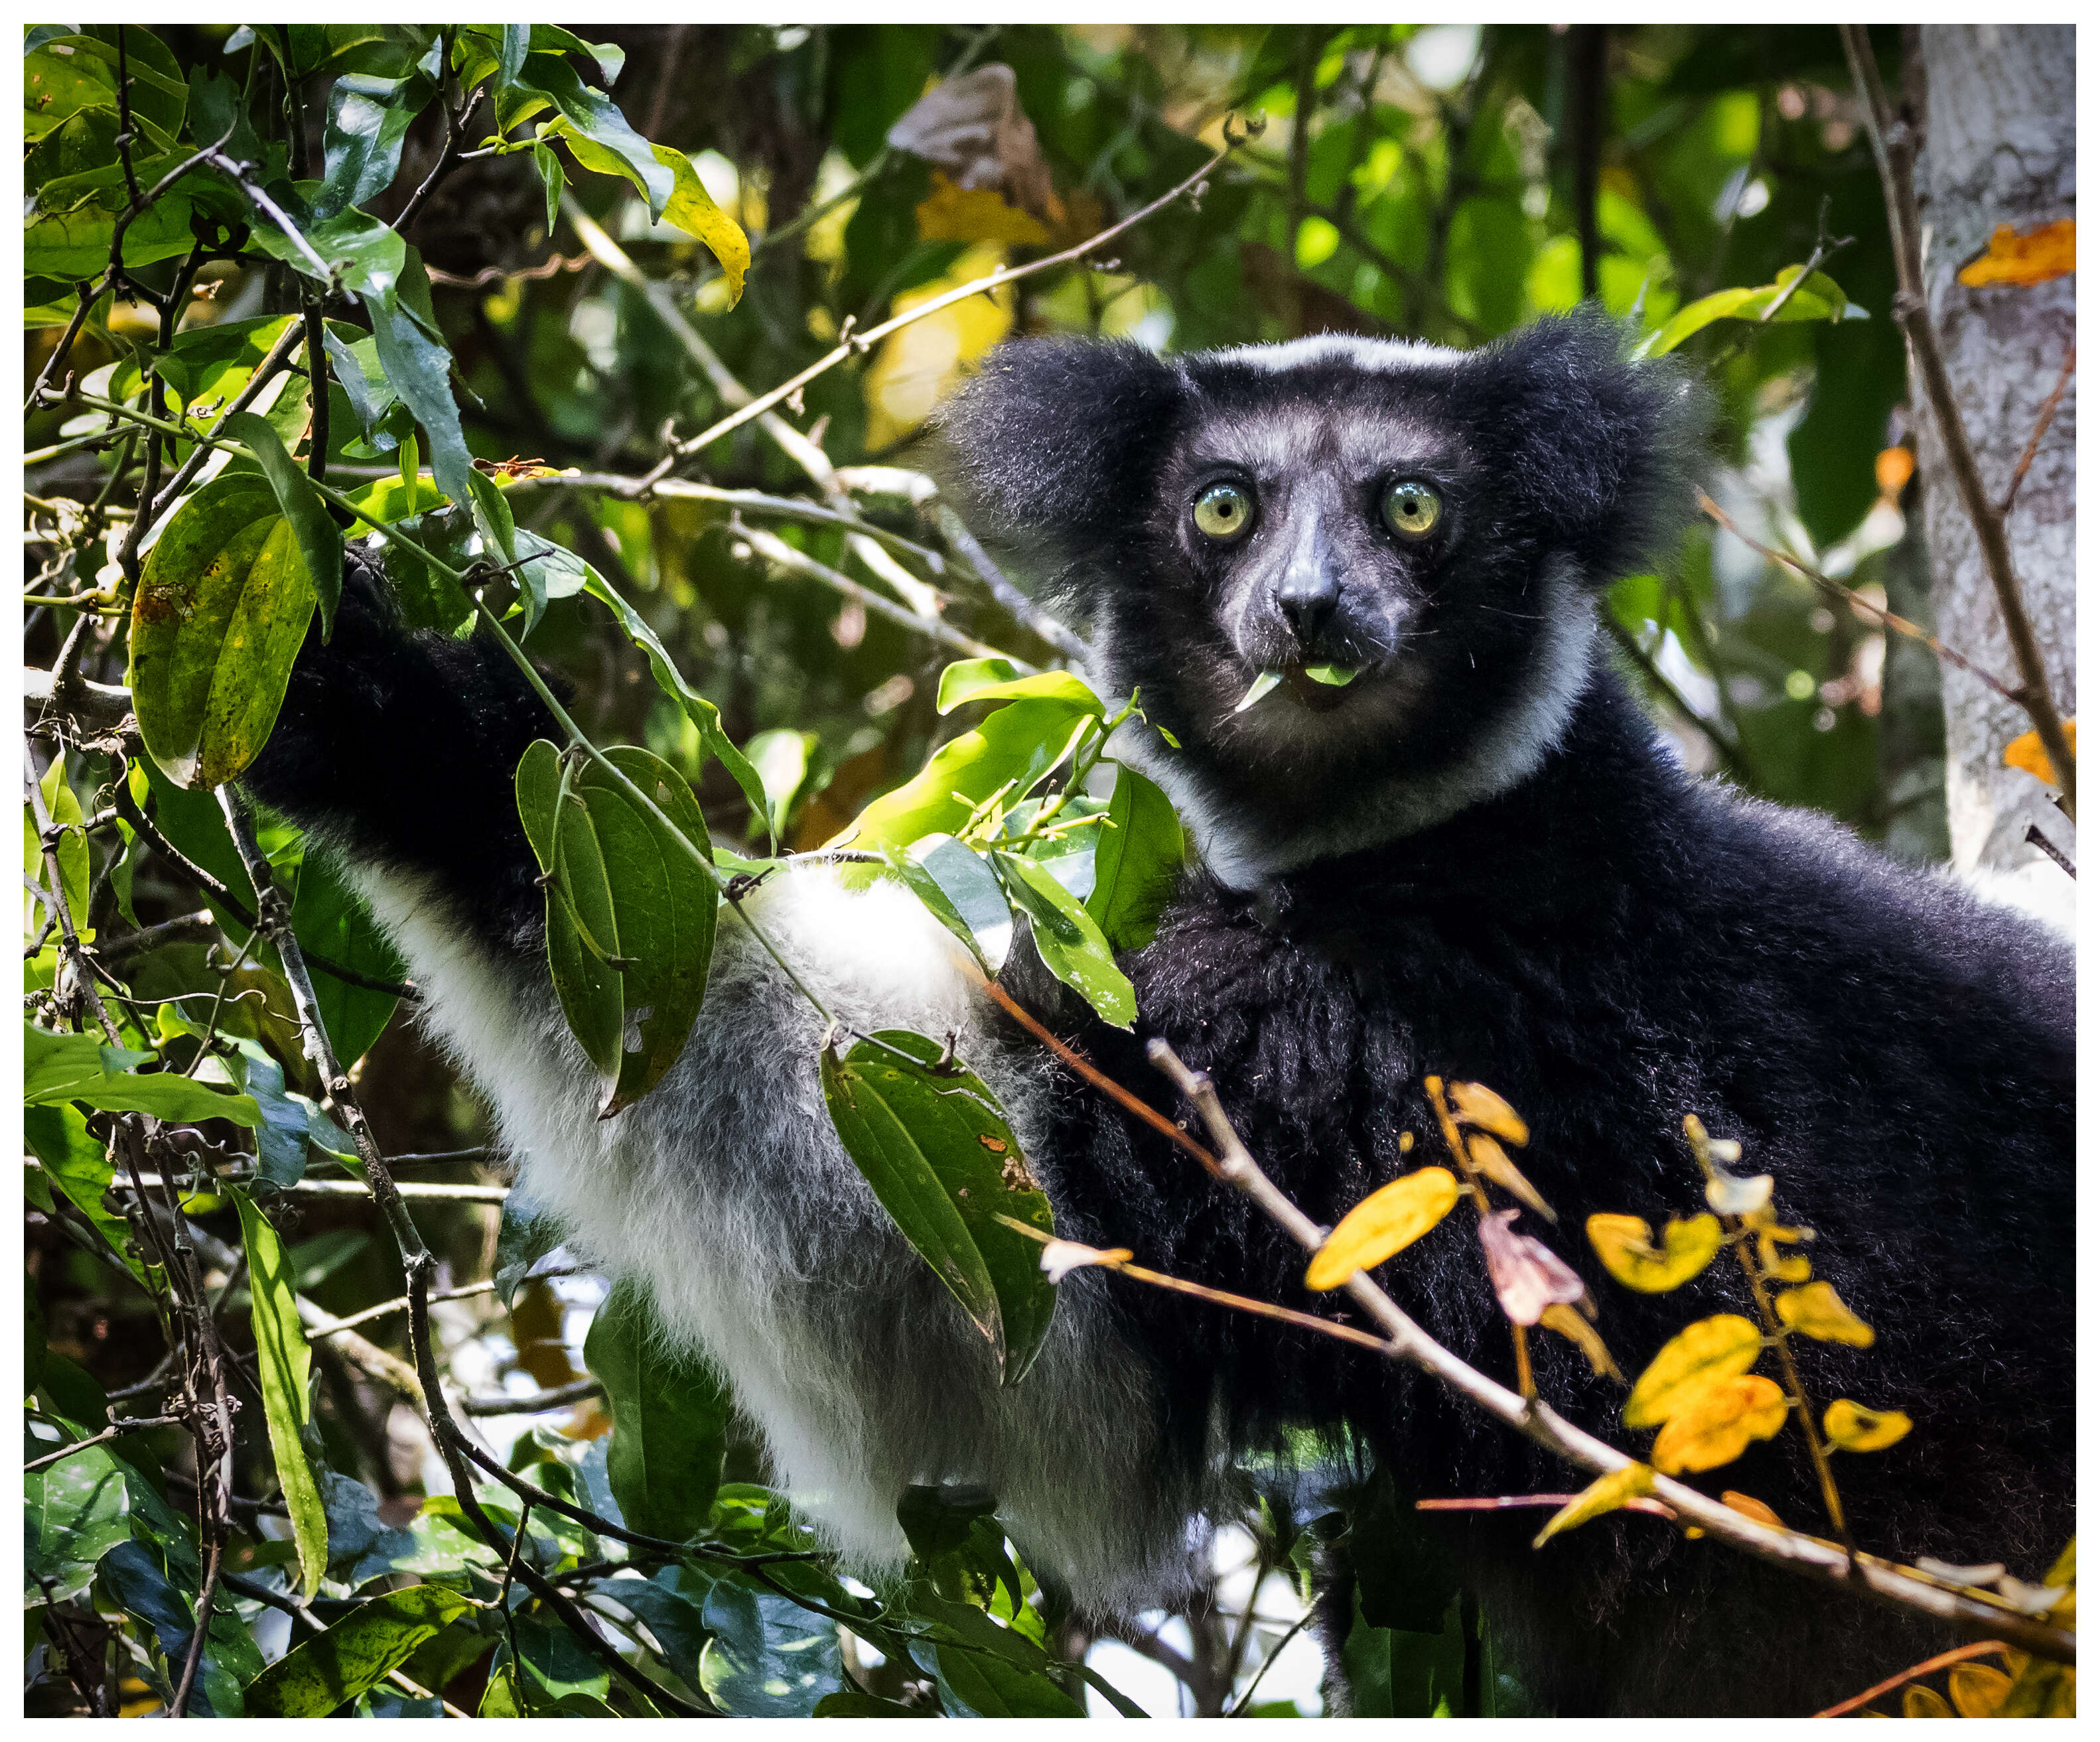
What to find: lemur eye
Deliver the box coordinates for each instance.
[1382,480,1442,540]
[1192,482,1253,542]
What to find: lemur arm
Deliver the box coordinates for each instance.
[243,547,559,957]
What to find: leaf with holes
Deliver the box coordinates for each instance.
[127,475,318,789]
[821,1029,1056,1385]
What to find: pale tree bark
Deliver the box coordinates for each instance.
[1908,25,2075,921]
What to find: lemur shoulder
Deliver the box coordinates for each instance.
[247,313,2073,1716]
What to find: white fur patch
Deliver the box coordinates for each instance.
[344,860,1209,1613]
[1206,332,1464,374]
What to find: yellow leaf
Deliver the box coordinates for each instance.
[861,240,1015,450]
[1902,1683,1955,1719]
[1468,1132,1556,1221]
[1996,1656,2075,1718]
[915,173,1049,245]
[1874,444,1916,500]
[1650,1373,1789,1474]
[1586,1212,1724,1294]
[1758,1231,1814,1283]
[1823,1397,1912,1453]
[553,127,748,305]
[1776,1280,1875,1347]
[1624,1313,1762,1429]
[1721,1490,1784,1530]
[1446,1080,1528,1146]
[2044,1536,2076,1588]
[1957,218,2075,289]
[1539,1301,1622,1380]
[1305,1166,1460,1290]
[1531,1463,1655,1549]
[2005,719,2075,787]
[1946,1663,2012,1717]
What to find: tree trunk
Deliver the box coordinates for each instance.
[1908,25,2075,920]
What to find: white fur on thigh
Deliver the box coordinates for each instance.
[345,860,1205,1613]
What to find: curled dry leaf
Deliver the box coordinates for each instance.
[1624,1313,1762,1429]
[1531,1463,1655,1550]
[1304,1166,1459,1291]
[1586,1211,1722,1293]
[1650,1373,1788,1475]
[1703,1168,1774,1217]
[1477,1208,1585,1327]
[1446,1079,1529,1146]
[1823,1396,1912,1453]
[1466,1132,1555,1221]
[1776,1280,1875,1347]
[2005,718,2075,788]
[886,64,1057,223]
[1720,1490,1784,1530]
[1037,1240,1132,1284]
[1538,1301,1622,1379]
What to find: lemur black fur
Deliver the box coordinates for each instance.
[247,313,2073,1715]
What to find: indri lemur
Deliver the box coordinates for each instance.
[247,313,2073,1715]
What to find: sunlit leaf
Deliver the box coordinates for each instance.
[221,410,344,639]
[1234,671,1283,712]
[1946,1663,2012,1717]
[995,848,1136,1028]
[127,476,318,789]
[1649,1373,1788,1475]
[24,1441,130,1603]
[1445,1080,1529,1146]
[25,1103,147,1283]
[1531,1463,1654,1548]
[1823,1397,1912,1453]
[1902,1684,1955,1719]
[935,655,1101,716]
[230,1186,329,1598]
[1623,1313,1762,1429]
[551,123,749,303]
[1957,219,2076,289]
[1085,764,1184,955]
[316,64,437,220]
[1586,1212,1723,1293]
[27,754,89,927]
[1634,265,1864,358]
[1774,1280,1874,1347]
[839,700,1090,858]
[821,1028,1056,1385]
[585,1276,729,1540]
[24,1022,263,1127]
[519,54,673,214]
[1467,1132,1555,1221]
[1539,1301,1621,1379]
[1305,1167,1460,1291]
[891,832,1013,973]
[245,1585,474,1716]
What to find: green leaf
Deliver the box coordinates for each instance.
[318,326,396,442]
[520,54,673,216]
[25,188,200,278]
[24,1443,131,1603]
[493,1197,565,1305]
[813,1691,918,1715]
[920,1595,1085,1717]
[511,1611,614,1709]
[25,1103,148,1284]
[244,1585,474,1716]
[743,728,813,840]
[531,139,564,237]
[549,123,750,303]
[221,410,345,639]
[24,1022,263,1127]
[584,1277,730,1542]
[574,569,773,841]
[27,754,90,926]
[358,246,473,511]
[1634,265,1864,358]
[936,657,1103,716]
[820,1030,1057,1385]
[229,1187,328,1599]
[317,67,436,219]
[519,744,717,1115]
[1085,766,1184,953]
[892,833,1013,973]
[127,475,318,790]
[996,852,1137,1028]
[287,854,405,1065]
[839,701,1093,858]
[698,1572,844,1717]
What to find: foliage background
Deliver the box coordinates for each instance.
[24,21,1991,1718]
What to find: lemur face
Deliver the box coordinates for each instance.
[939,316,1697,870]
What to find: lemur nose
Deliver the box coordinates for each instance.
[1277,568,1340,641]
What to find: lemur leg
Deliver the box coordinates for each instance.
[244,553,1200,1613]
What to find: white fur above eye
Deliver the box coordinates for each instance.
[342,858,1212,1614]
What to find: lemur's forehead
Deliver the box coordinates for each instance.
[1173,340,1471,480]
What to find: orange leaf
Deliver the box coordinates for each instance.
[1721,1490,1784,1530]
[2005,719,2075,787]
[1446,1080,1529,1146]
[1874,444,1915,500]
[1651,1373,1788,1474]
[1957,219,2075,289]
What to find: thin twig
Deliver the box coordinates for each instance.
[1840,25,2074,821]
[1813,1639,2009,1719]
[462,1376,606,1416]
[2024,823,2075,879]
[1999,344,2075,519]
[934,505,1091,662]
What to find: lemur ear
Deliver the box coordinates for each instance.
[1454,310,1708,584]
[934,338,1185,561]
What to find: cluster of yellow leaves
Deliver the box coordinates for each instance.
[1586,1211,1722,1292]
[2006,718,2075,789]
[1957,218,2076,289]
